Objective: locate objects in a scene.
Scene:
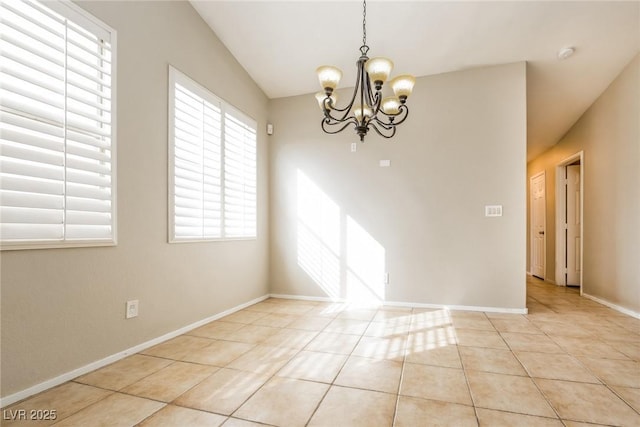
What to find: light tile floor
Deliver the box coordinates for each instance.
[4,276,640,426]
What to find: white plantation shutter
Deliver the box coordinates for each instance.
[0,0,116,247]
[171,81,222,239]
[169,67,256,241]
[224,111,256,238]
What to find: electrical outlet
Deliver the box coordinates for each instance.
[126,300,139,319]
[384,272,389,284]
[351,142,357,152]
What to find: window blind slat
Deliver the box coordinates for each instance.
[1,0,65,37]
[175,176,203,192]
[66,117,110,138]
[67,49,110,78]
[66,196,111,213]
[175,196,202,210]
[67,104,111,126]
[67,91,109,113]
[0,205,63,224]
[1,127,64,153]
[0,189,63,210]
[65,224,111,240]
[66,169,110,187]
[1,223,63,240]
[0,158,64,181]
[66,183,111,201]
[66,156,111,175]
[0,110,64,139]
[0,42,64,82]
[0,175,64,195]
[67,129,110,150]
[67,31,109,64]
[1,90,65,125]
[1,143,64,166]
[66,79,111,101]
[0,66,64,97]
[68,65,111,90]
[66,142,110,162]
[0,31,64,69]
[66,210,111,225]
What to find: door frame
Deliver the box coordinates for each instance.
[530,171,546,280]
[555,151,584,294]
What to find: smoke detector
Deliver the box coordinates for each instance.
[558,47,576,60]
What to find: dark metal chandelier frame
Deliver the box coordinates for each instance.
[316,0,415,142]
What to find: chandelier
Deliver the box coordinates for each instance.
[315,0,416,143]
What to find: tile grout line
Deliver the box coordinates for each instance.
[495,324,565,423]
[224,305,327,424]
[459,311,487,426]
[390,308,415,427]
[304,308,379,426]
[513,301,640,418]
[519,278,640,423]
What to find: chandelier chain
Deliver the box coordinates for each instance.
[362,0,367,47]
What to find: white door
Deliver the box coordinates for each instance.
[566,165,581,285]
[531,173,545,279]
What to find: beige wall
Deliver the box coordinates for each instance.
[0,1,270,397]
[527,54,639,313]
[268,63,527,310]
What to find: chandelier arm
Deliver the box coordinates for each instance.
[324,90,357,116]
[359,60,366,123]
[373,104,409,126]
[370,116,395,131]
[321,98,349,121]
[363,74,373,109]
[322,106,357,125]
[390,104,409,125]
[321,117,359,135]
[368,87,382,111]
[369,121,397,139]
[332,57,366,123]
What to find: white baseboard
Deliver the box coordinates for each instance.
[582,293,640,319]
[0,294,269,408]
[269,293,528,314]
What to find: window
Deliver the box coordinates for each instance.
[0,0,116,249]
[169,67,257,242]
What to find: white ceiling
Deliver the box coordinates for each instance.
[190,1,640,160]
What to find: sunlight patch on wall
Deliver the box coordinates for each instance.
[346,215,385,305]
[296,169,386,305]
[296,170,341,299]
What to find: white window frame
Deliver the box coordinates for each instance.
[0,0,117,250]
[168,66,257,243]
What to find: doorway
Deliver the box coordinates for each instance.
[555,152,584,293]
[530,172,546,279]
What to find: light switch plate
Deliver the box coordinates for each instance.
[485,205,503,217]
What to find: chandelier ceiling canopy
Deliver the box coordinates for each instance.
[316,0,416,143]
